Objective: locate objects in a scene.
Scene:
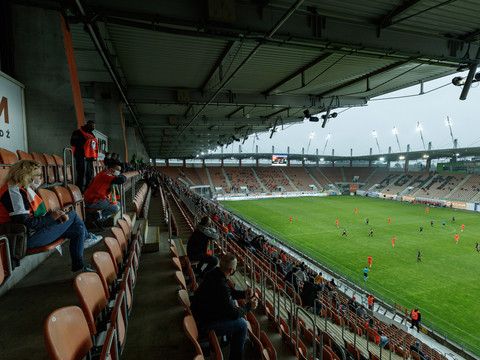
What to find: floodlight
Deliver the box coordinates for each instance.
[379,157,385,161]
[372,130,377,138]
[399,156,405,160]
[392,127,398,135]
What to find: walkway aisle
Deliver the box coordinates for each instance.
[121,194,194,359]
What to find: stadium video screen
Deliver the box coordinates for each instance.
[272,154,288,166]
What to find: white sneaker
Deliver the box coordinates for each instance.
[84,233,103,249]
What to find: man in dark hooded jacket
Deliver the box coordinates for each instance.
[187,216,219,277]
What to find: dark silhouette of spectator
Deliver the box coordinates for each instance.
[70,120,98,193]
[187,216,219,277]
[190,253,258,360]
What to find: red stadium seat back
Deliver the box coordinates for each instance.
[117,219,131,241]
[99,327,119,360]
[178,289,192,315]
[0,147,18,164]
[0,148,18,185]
[37,188,61,212]
[175,270,187,291]
[43,153,57,184]
[104,236,124,274]
[260,331,277,360]
[110,289,128,355]
[53,185,74,210]
[52,154,66,182]
[183,315,203,356]
[16,150,33,160]
[110,226,127,252]
[73,272,108,335]
[67,184,85,221]
[209,330,223,360]
[92,251,117,299]
[44,306,93,360]
[0,237,12,286]
[122,213,133,231]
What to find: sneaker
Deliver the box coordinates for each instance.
[72,264,96,273]
[84,233,103,249]
[92,217,105,230]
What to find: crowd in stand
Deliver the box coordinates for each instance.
[161,172,440,360]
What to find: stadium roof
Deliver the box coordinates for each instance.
[38,0,480,159]
[193,146,480,163]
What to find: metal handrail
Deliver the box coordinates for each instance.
[63,147,74,187]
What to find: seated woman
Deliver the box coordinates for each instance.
[0,159,101,272]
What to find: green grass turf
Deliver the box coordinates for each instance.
[222,196,480,349]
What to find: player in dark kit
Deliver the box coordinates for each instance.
[368,228,373,237]
[419,226,423,233]
[342,229,347,236]
[417,250,422,262]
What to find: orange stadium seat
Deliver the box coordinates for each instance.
[92,251,119,299]
[0,236,12,287]
[52,185,74,213]
[0,148,17,184]
[67,184,85,221]
[25,189,65,256]
[44,306,93,360]
[104,236,124,274]
[73,272,110,339]
[177,289,193,316]
[16,150,33,160]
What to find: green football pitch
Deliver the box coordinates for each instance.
[222,196,480,349]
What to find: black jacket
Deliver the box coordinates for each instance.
[190,267,251,325]
[186,226,218,260]
[70,125,94,158]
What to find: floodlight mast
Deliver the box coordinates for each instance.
[392,126,401,152]
[445,116,456,148]
[323,133,331,154]
[416,122,426,150]
[306,131,315,153]
[372,130,381,153]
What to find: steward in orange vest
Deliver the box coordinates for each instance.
[410,307,421,332]
[70,120,99,193]
[367,295,375,310]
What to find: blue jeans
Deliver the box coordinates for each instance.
[200,317,248,360]
[27,211,87,270]
[379,336,389,349]
[86,199,120,222]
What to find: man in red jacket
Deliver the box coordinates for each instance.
[84,163,126,229]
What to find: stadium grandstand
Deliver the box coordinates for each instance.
[1,1,480,360]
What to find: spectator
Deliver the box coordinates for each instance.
[70,120,98,193]
[84,163,127,230]
[410,307,421,332]
[301,276,322,314]
[410,341,430,360]
[377,330,389,349]
[0,160,101,272]
[103,152,112,167]
[356,304,367,319]
[284,266,298,291]
[348,296,358,312]
[295,265,306,286]
[367,294,375,311]
[186,216,219,277]
[190,253,258,360]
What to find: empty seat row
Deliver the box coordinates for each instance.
[44,217,142,359]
